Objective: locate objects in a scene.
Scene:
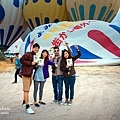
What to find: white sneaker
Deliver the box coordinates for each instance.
[68,100,72,106]
[22,103,26,107]
[64,102,68,106]
[26,107,35,114]
[68,102,72,106]
[51,100,58,104]
[58,101,64,106]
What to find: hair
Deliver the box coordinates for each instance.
[61,49,72,59]
[40,49,49,63]
[53,46,59,50]
[33,43,40,49]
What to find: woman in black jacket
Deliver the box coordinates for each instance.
[60,45,81,106]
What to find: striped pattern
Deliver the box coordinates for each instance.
[66,0,120,22]
[0,0,27,47]
[23,0,69,30]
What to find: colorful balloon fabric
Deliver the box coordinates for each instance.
[66,0,120,22]
[0,0,27,47]
[23,0,69,30]
[21,28,31,41]
[19,20,120,66]
[0,1,5,24]
[111,9,120,27]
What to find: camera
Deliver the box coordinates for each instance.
[52,66,57,74]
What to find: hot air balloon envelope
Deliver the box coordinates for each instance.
[23,0,69,30]
[19,20,120,66]
[66,0,120,22]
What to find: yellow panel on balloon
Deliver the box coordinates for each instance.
[23,0,69,30]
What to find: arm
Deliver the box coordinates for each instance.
[48,60,55,66]
[65,42,72,55]
[20,53,32,66]
[73,46,81,61]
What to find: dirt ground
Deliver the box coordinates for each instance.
[0,64,120,120]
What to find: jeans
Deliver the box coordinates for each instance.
[33,80,45,102]
[64,75,76,99]
[52,75,63,101]
[14,68,21,82]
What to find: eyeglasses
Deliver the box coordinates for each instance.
[54,50,59,53]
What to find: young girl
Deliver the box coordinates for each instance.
[33,49,56,107]
[60,45,81,106]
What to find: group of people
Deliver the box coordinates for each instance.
[14,42,81,114]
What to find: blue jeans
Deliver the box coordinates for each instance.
[64,75,76,99]
[52,75,63,101]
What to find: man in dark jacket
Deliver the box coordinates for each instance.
[20,43,40,114]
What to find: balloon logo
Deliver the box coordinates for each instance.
[0,2,5,24]
[23,0,69,30]
[66,0,120,22]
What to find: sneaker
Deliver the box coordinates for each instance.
[22,103,26,107]
[58,101,64,106]
[68,99,72,106]
[12,82,17,84]
[51,100,58,104]
[64,99,68,106]
[34,103,40,107]
[64,102,68,106]
[68,102,72,106]
[22,100,26,107]
[39,102,46,105]
[26,107,35,114]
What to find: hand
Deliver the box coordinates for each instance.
[74,44,78,49]
[32,61,37,65]
[65,41,68,47]
[55,64,58,68]
[66,65,69,68]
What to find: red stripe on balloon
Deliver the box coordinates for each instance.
[30,39,34,51]
[75,60,95,63]
[88,30,120,57]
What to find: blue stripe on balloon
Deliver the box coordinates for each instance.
[57,0,62,5]
[109,25,120,34]
[35,17,40,26]
[44,17,49,24]
[26,22,32,31]
[104,10,114,22]
[109,14,116,22]
[68,12,73,21]
[25,0,29,6]
[71,8,77,21]
[79,5,85,20]
[25,35,31,53]
[8,31,24,46]
[5,25,14,45]
[8,26,23,45]
[44,0,51,3]
[13,0,19,7]
[89,4,96,19]
[0,4,5,22]
[33,0,38,3]
[71,45,101,59]
[28,19,35,30]
[0,29,4,45]
[97,6,107,20]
